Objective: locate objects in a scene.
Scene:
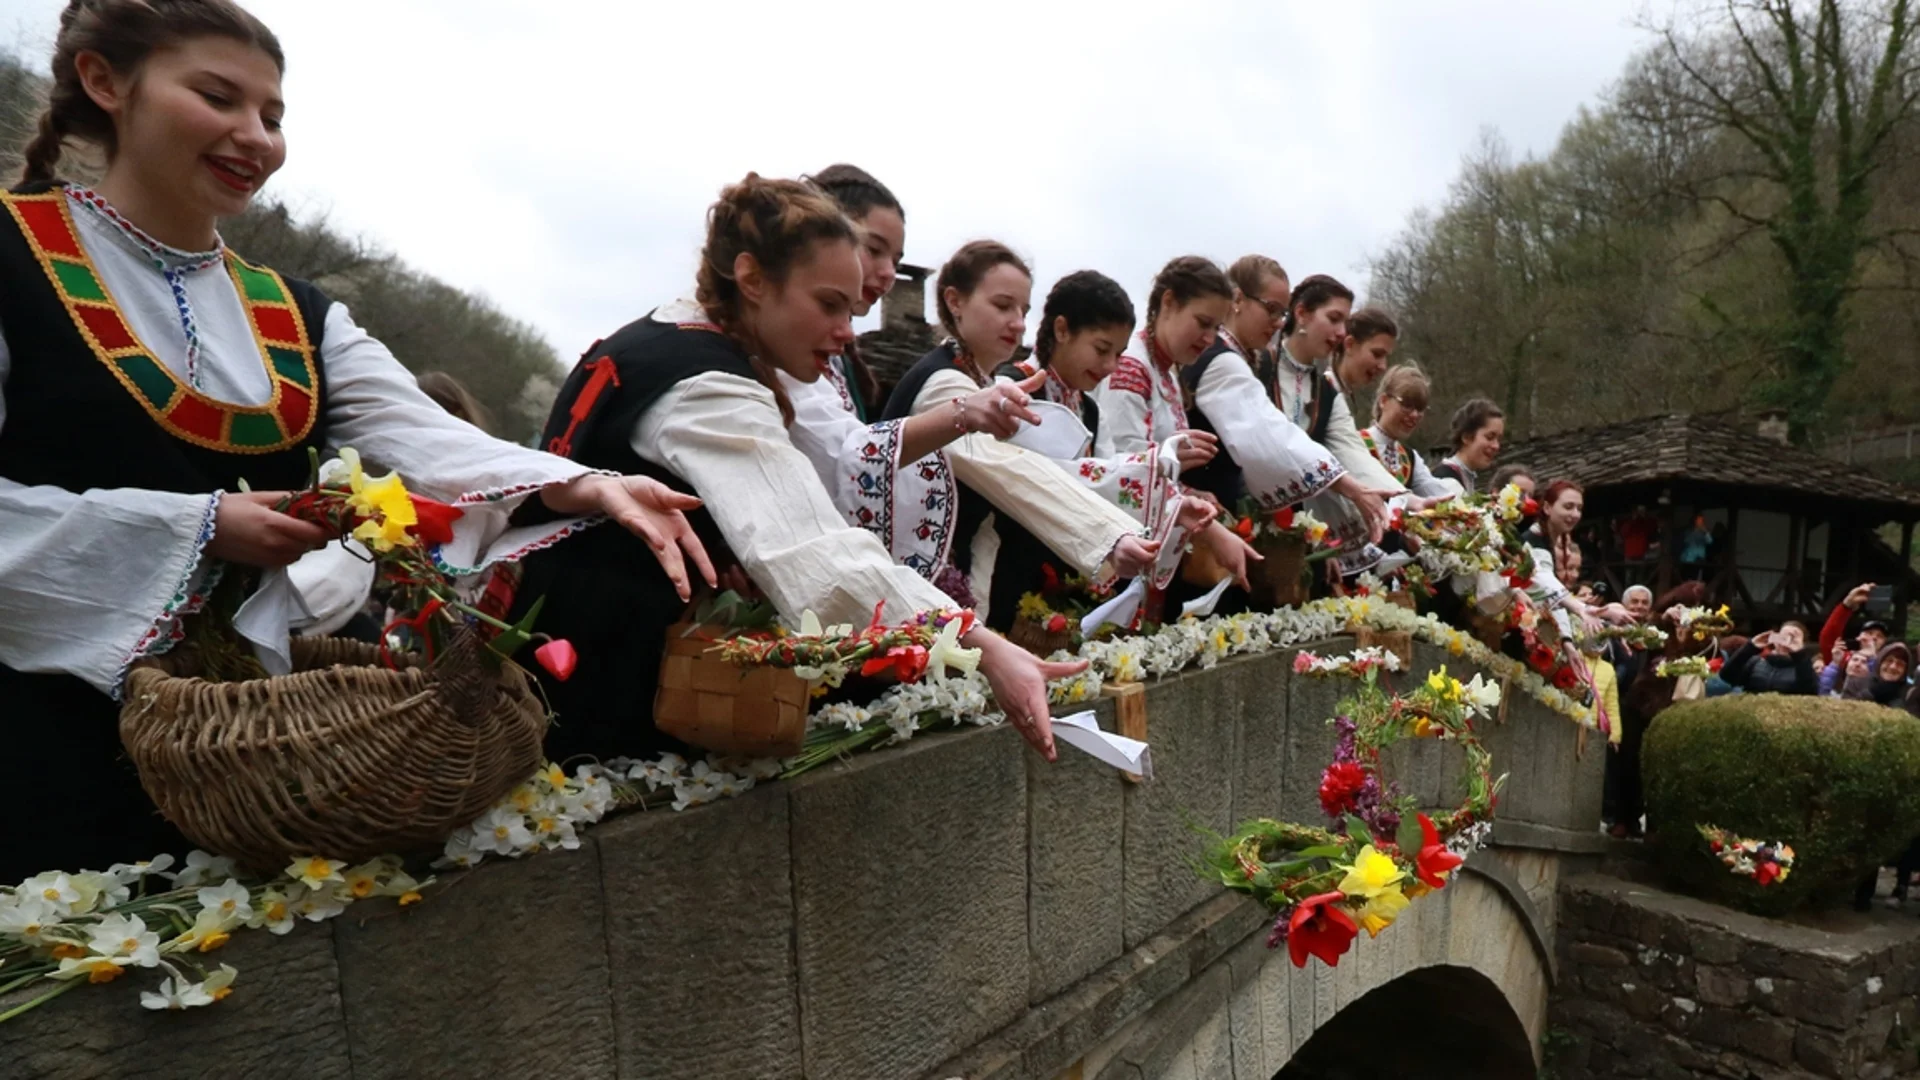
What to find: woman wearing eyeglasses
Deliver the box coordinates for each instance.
[1362,366,1462,499]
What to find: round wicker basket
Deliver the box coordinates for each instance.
[119,632,547,872]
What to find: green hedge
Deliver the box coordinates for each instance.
[1643,694,1920,915]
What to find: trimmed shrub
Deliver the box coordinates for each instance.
[1643,693,1920,915]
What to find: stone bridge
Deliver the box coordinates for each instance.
[2,636,1606,1079]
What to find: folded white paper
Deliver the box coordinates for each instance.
[1081,576,1148,637]
[1007,400,1093,459]
[1181,575,1234,619]
[1051,710,1153,779]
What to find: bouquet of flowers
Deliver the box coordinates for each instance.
[1674,605,1735,642]
[1227,502,1331,546]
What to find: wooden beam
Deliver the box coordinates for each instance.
[1899,521,1916,640]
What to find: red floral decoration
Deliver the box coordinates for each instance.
[1317,761,1368,819]
[1413,813,1464,889]
[1287,891,1359,969]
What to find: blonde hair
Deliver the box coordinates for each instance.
[1376,364,1431,411]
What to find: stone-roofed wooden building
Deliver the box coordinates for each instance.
[857,263,940,399]
[1502,413,1920,633]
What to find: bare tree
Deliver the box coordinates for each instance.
[1635,0,1920,440]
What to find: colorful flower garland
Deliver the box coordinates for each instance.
[1204,651,1502,968]
[1698,825,1795,887]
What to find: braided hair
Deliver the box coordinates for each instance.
[1033,270,1134,367]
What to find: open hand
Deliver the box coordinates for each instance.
[1174,431,1219,474]
[960,370,1046,438]
[1201,522,1260,590]
[542,475,718,602]
[972,629,1090,760]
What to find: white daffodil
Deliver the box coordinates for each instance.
[168,907,235,954]
[72,870,129,912]
[795,610,852,639]
[19,872,84,917]
[542,815,583,851]
[287,856,347,892]
[247,888,300,936]
[0,894,59,947]
[711,773,754,798]
[671,780,719,812]
[436,831,488,870]
[141,973,214,1011]
[86,913,161,968]
[925,618,982,682]
[171,850,238,889]
[472,807,534,856]
[341,861,389,900]
[292,887,348,923]
[195,879,252,926]
[107,854,176,887]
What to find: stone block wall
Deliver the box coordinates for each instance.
[0,638,1601,1080]
[1549,874,1920,1079]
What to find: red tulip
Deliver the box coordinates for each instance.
[407,496,465,544]
[861,644,929,683]
[1233,517,1255,541]
[1273,507,1297,531]
[1552,666,1580,691]
[1046,613,1069,633]
[1754,861,1780,887]
[1708,657,1724,674]
[1414,813,1464,889]
[535,639,577,682]
[1521,498,1540,517]
[1287,891,1358,969]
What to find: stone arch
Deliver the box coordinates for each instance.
[1084,871,1552,1078]
[1272,965,1535,1079]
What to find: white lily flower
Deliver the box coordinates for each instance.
[926,618,982,682]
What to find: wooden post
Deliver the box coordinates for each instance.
[1899,520,1916,639]
[1784,513,1804,618]
[1101,682,1148,784]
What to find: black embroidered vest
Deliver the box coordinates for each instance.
[510,312,753,759]
[0,183,332,495]
[1177,342,1336,507]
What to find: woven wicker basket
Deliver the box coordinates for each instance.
[1178,539,1231,589]
[1383,591,1417,612]
[1008,615,1074,657]
[1248,533,1310,609]
[654,627,810,758]
[119,632,547,872]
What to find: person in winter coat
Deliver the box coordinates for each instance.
[1721,622,1818,696]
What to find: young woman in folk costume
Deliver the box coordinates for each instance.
[1361,366,1463,500]
[778,165,1043,589]
[880,243,1160,629]
[1216,255,1289,393]
[992,270,1256,599]
[1265,276,1412,577]
[515,176,1085,765]
[1431,398,1505,493]
[1095,257,1390,562]
[0,0,712,881]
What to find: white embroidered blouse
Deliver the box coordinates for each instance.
[0,187,598,695]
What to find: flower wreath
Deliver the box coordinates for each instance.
[1698,825,1795,887]
[1203,650,1506,969]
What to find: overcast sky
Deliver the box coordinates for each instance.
[6,0,1651,360]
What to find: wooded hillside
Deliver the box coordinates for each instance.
[0,51,563,444]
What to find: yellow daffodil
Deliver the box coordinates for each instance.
[1356,885,1410,937]
[1336,845,1406,899]
[335,447,419,552]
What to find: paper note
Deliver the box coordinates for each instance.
[1181,576,1234,619]
[1081,577,1148,637]
[1051,710,1153,780]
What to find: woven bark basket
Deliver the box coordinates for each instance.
[654,627,810,758]
[1249,533,1310,609]
[119,633,547,872]
[1008,615,1074,658]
